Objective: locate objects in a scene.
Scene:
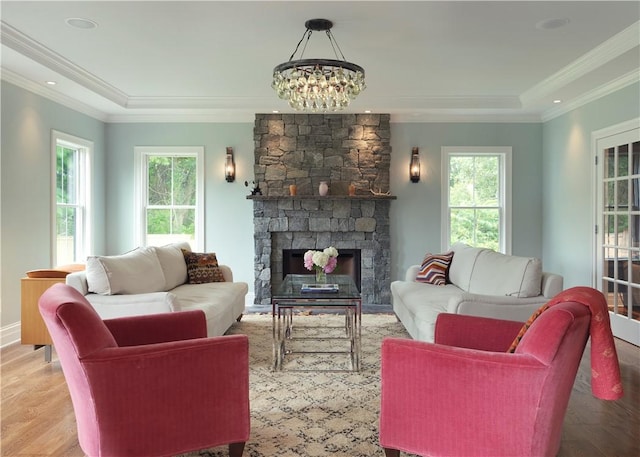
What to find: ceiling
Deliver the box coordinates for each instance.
[1,1,639,123]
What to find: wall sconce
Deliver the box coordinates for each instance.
[410,147,420,183]
[225,147,235,182]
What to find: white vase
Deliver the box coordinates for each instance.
[319,181,329,196]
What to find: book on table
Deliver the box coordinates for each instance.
[301,283,339,293]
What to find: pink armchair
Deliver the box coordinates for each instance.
[39,283,250,457]
[379,301,591,457]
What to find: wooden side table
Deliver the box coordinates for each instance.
[21,277,65,362]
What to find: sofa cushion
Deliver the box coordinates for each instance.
[448,243,486,291]
[86,247,166,295]
[390,280,458,341]
[183,251,225,284]
[468,250,542,297]
[154,242,191,290]
[416,251,454,285]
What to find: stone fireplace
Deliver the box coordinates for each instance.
[249,113,394,306]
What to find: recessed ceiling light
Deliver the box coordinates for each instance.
[45,81,56,85]
[65,17,98,29]
[364,110,372,113]
[553,99,562,104]
[272,110,279,114]
[535,18,570,30]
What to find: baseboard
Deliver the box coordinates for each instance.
[1,321,21,348]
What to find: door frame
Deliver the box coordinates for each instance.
[592,117,640,345]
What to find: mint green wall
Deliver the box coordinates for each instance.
[542,83,640,288]
[108,122,544,295]
[1,81,106,328]
[389,122,543,280]
[105,123,256,289]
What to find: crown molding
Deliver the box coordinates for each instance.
[1,67,109,121]
[369,94,521,110]
[125,94,520,111]
[106,111,543,124]
[125,95,277,110]
[106,111,256,123]
[5,60,633,125]
[390,111,541,124]
[520,20,639,107]
[541,69,640,122]
[0,21,129,107]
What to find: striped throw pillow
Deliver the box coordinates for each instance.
[416,251,454,285]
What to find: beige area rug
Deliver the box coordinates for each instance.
[180,313,418,457]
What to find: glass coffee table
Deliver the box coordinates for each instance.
[272,274,362,371]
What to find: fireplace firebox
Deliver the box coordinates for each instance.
[282,249,361,291]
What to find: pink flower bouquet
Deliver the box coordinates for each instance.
[304,246,339,273]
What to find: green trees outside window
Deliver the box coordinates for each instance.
[146,156,196,240]
[54,131,91,266]
[56,145,79,264]
[445,149,509,253]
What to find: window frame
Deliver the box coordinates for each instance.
[441,146,512,254]
[51,130,93,266]
[134,146,205,251]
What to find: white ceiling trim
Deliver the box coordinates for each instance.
[2,63,541,123]
[520,20,639,107]
[1,67,109,121]
[125,96,278,109]
[390,112,542,124]
[0,21,129,107]
[4,60,635,125]
[125,94,521,110]
[541,69,640,122]
[106,112,257,123]
[364,95,521,110]
[106,110,544,124]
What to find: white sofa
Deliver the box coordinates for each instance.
[390,242,563,342]
[65,243,248,337]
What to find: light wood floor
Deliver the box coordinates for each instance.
[1,338,638,457]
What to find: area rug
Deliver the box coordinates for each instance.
[180,313,417,457]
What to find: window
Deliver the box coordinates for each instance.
[52,131,92,265]
[442,147,512,254]
[134,147,204,250]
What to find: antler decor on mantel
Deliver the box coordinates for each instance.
[369,186,391,196]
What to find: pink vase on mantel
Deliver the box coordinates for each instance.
[319,181,329,196]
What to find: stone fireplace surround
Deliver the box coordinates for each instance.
[250,195,394,305]
[250,113,394,307]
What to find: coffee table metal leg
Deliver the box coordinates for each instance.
[272,305,288,371]
[354,300,361,371]
[285,308,293,339]
[272,309,279,370]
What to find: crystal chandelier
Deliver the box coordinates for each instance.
[271,19,366,112]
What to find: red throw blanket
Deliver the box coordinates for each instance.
[509,286,623,400]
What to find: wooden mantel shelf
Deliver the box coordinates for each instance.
[246,195,397,201]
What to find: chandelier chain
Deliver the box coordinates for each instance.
[326,30,347,62]
[287,28,311,62]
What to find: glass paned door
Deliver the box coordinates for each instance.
[597,124,640,346]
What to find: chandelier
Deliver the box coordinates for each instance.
[271,19,366,112]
